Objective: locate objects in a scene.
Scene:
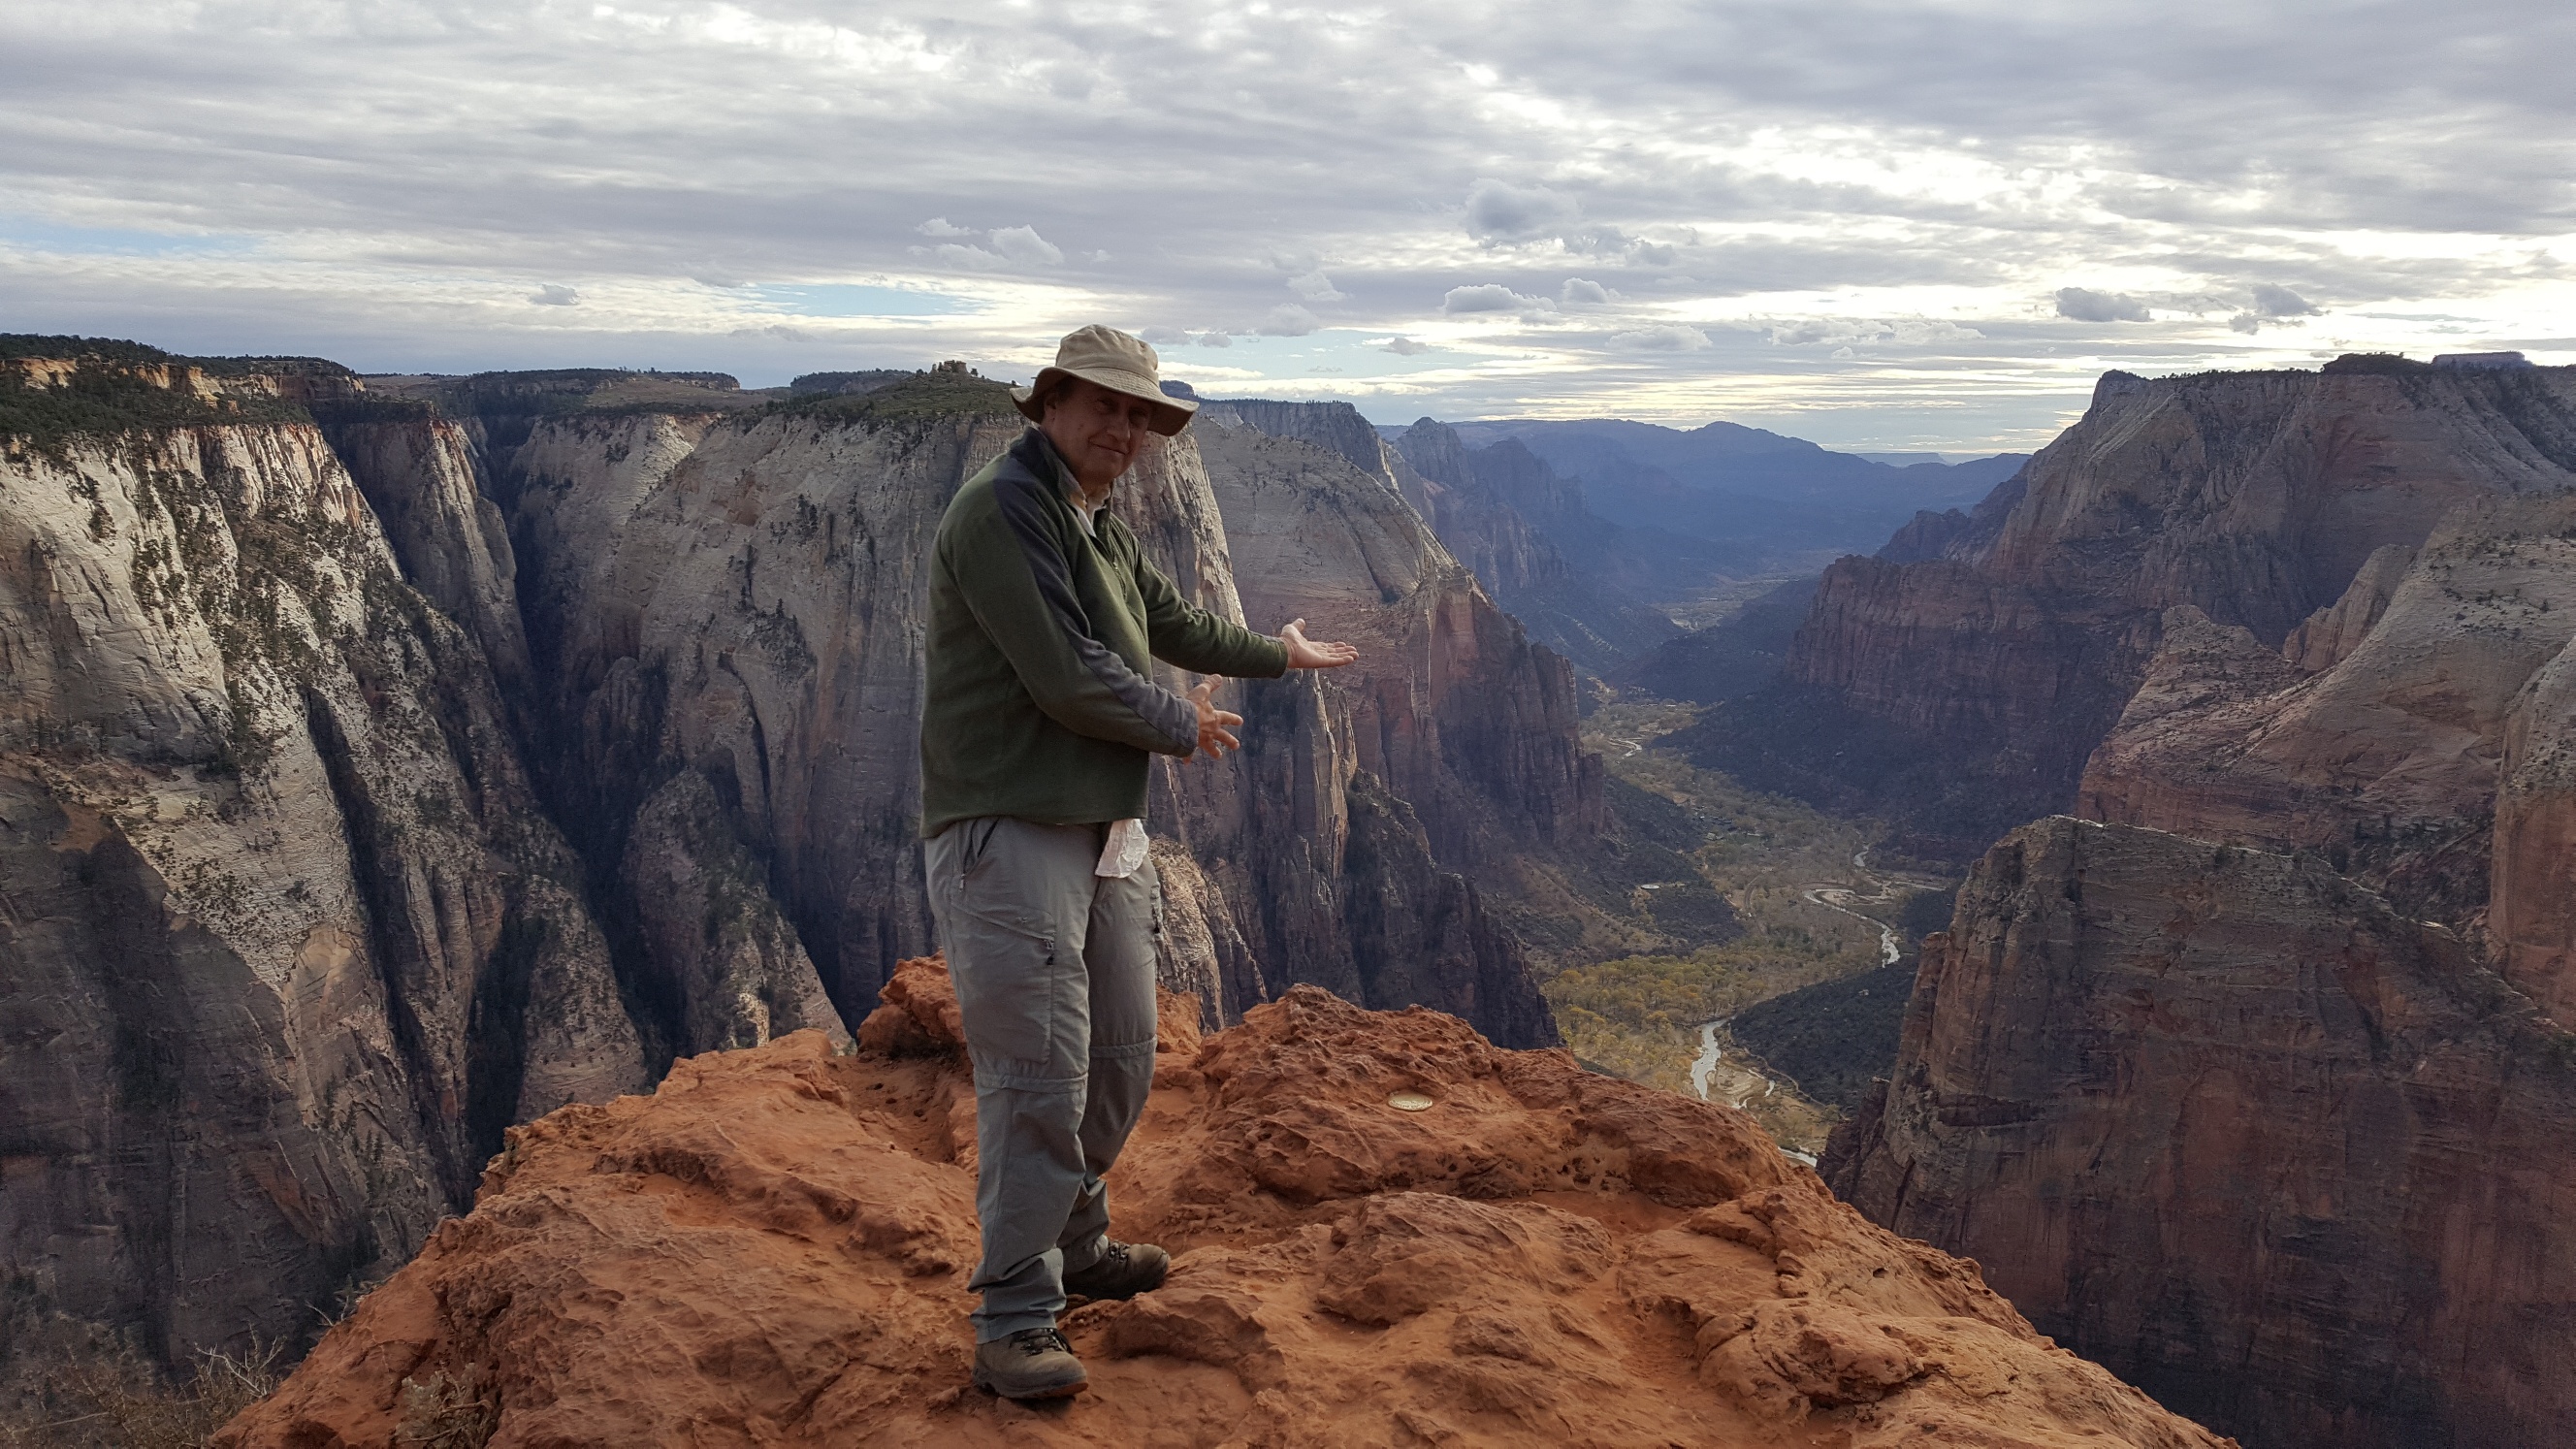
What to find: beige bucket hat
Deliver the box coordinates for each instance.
[1013,324,1198,436]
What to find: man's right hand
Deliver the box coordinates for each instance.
[1186,678,1243,761]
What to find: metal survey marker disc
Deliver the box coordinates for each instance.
[1387,1090,1436,1111]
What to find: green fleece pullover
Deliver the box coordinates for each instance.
[919,428,1288,838]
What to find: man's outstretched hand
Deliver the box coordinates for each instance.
[1280,619,1359,670]
[1181,623,1352,765]
[1187,678,1243,761]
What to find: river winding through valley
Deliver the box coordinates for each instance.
[1690,848,1909,1165]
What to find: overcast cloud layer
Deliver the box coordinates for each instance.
[4,1,2572,449]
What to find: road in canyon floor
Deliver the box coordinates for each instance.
[1690,848,1913,1166]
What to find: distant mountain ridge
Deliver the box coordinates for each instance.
[1436,417,2025,562]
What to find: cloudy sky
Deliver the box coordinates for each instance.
[4,1,2571,450]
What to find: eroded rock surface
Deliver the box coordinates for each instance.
[0,351,646,1366]
[1826,817,2576,1449]
[2079,491,2576,949]
[222,973,2231,1449]
[467,375,1567,1045]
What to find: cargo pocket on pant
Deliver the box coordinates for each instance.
[946,915,1080,1089]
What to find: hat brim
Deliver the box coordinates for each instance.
[1013,365,1197,436]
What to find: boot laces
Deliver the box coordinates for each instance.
[1012,1327,1072,1358]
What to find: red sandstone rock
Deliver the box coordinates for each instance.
[2496,634,2576,1023]
[220,975,2229,1449]
[1828,817,2576,1449]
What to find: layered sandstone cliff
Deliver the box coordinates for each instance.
[2077,491,2576,932]
[458,373,1567,1046]
[0,345,1595,1387]
[0,350,647,1366]
[1686,361,2576,856]
[221,970,2234,1449]
[1826,817,2576,1449]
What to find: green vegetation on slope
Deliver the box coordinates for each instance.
[1549,695,1944,1149]
[761,369,1020,430]
[0,342,312,453]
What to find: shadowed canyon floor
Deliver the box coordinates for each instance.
[218,966,2230,1449]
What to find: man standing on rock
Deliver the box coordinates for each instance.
[919,324,1359,1400]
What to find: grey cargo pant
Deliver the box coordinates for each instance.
[923,816,1159,1342]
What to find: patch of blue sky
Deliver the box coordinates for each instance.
[744,283,972,317]
[0,216,261,256]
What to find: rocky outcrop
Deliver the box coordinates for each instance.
[1688,363,2576,857]
[1826,817,2576,1449]
[0,349,647,1367]
[2077,493,2576,930]
[221,974,2234,1449]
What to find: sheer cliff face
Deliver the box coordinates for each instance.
[0,351,1584,1378]
[2496,636,2576,1025]
[1187,411,1603,858]
[0,358,646,1364]
[478,387,1564,1048]
[1825,818,2576,1449]
[1713,364,2576,855]
[488,398,1013,1043]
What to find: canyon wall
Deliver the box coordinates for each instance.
[1826,817,2576,1449]
[0,346,1590,1380]
[1682,361,2576,857]
[0,353,649,1366]
[457,375,1569,1046]
[2078,491,2576,933]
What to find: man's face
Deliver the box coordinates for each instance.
[1040,378,1158,492]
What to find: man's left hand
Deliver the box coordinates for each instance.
[1280,619,1359,670]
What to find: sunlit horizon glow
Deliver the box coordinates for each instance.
[4,2,2570,453]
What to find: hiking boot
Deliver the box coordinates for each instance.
[1060,1239,1169,1301]
[973,1327,1087,1400]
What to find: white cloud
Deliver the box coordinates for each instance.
[1381,336,1432,355]
[923,242,1004,269]
[1561,278,1615,306]
[1465,178,1580,244]
[1442,283,1530,314]
[2055,287,2151,323]
[987,226,1063,266]
[5,1,2571,446]
[2251,283,2319,317]
[528,283,580,306]
[1770,318,1985,347]
[1287,269,1344,302]
[1196,332,1233,348]
[1259,304,1320,337]
[1610,324,1711,351]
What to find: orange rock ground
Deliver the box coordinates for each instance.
[219,961,2233,1448]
